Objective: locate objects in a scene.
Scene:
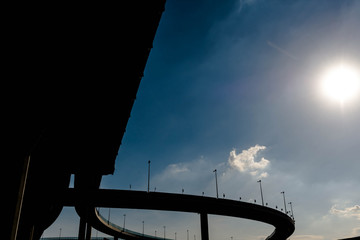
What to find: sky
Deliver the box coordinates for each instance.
[44,1,360,239]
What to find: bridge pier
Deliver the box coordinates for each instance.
[78,218,86,240]
[85,222,92,240]
[200,212,209,240]
[78,218,92,240]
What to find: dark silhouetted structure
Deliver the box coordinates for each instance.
[6,1,295,240]
[63,189,295,240]
[6,2,166,240]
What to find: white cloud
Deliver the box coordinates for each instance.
[166,163,189,174]
[330,205,360,220]
[228,145,270,178]
[151,157,216,194]
[154,162,191,183]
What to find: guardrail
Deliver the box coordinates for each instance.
[66,189,295,240]
[96,209,173,240]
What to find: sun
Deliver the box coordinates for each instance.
[320,64,360,104]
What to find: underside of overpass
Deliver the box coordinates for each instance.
[6,2,166,239]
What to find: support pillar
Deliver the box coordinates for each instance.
[11,156,31,240]
[78,218,86,240]
[200,212,209,240]
[85,222,92,240]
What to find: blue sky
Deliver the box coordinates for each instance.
[45,1,360,239]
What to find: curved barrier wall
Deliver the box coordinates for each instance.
[63,189,295,240]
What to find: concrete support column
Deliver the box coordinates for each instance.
[11,155,31,240]
[78,218,86,240]
[85,222,92,240]
[200,212,209,240]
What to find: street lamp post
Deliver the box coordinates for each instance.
[257,180,264,206]
[148,160,151,192]
[123,214,126,231]
[213,169,219,198]
[187,230,189,240]
[281,191,287,214]
[163,226,166,240]
[108,208,111,224]
[142,221,144,236]
[288,202,295,220]
[58,228,62,240]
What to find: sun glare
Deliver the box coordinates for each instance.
[321,64,360,104]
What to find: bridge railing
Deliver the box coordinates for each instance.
[96,209,173,240]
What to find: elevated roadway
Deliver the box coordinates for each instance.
[8,1,166,239]
[95,209,173,240]
[63,189,295,240]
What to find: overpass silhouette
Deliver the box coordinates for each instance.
[95,210,173,240]
[8,1,166,239]
[62,189,295,240]
[8,1,296,240]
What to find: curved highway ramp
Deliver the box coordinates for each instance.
[95,209,173,240]
[62,189,295,240]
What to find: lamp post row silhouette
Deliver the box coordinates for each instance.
[212,170,292,216]
[104,164,292,239]
[148,164,291,216]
